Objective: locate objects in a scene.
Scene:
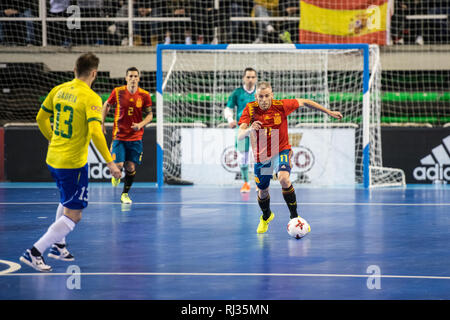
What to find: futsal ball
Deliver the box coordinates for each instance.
[287,217,311,239]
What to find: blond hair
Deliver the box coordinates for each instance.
[256,81,272,92]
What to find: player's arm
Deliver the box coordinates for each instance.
[36,107,53,141]
[37,86,60,141]
[224,107,236,128]
[102,88,117,134]
[237,122,250,140]
[36,108,53,141]
[89,95,121,178]
[296,99,343,119]
[237,121,263,140]
[101,101,112,134]
[89,120,121,178]
[224,90,237,128]
[131,106,153,131]
[237,104,259,140]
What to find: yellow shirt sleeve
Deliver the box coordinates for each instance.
[89,120,113,163]
[87,94,113,163]
[41,84,61,113]
[36,107,53,141]
[86,95,103,124]
[37,85,61,141]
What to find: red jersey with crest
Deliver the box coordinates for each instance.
[106,86,152,141]
[238,99,300,163]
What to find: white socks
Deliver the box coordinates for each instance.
[54,203,66,245]
[34,215,76,255]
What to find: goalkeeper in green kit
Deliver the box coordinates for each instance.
[224,68,258,193]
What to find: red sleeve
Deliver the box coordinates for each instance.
[144,92,152,108]
[281,99,300,116]
[238,105,250,126]
[106,88,117,106]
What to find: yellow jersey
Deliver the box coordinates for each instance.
[41,78,103,169]
[254,0,279,11]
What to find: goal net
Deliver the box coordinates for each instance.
[156,44,405,188]
[1,1,449,129]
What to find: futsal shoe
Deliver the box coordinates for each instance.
[47,244,75,261]
[20,249,52,272]
[240,182,251,193]
[121,193,132,204]
[111,177,121,187]
[256,212,275,234]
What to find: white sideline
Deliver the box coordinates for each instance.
[1,271,449,280]
[0,201,449,206]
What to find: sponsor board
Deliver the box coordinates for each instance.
[4,126,156,182]
[413,135,450,183]
[382,128,450,184]
[87,143,126,180]
[180,128,355,185]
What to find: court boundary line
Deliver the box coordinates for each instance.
[1,271,449,280]
[0,260,21,275]
[0,201,449,206]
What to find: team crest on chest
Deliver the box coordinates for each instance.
[136,97,143,108]
[274,113,281,125]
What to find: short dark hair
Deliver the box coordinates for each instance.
[75,52,99,77]
[126,67,139,76]
[243,67,257,77]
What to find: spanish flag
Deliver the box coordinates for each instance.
[299,0,391,45]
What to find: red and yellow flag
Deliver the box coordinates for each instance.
[299,0,391,44]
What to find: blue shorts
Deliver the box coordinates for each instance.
[254,149,292,190]
[112,140,143,165]
[48,164,89,210]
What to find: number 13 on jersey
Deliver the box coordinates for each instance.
[54,103,74,139]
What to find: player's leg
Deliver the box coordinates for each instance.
[40,165,87,261]
[47,203,75,261]
[255,161,275,233]
[45,170,78,260]
[44,208,81,262]
[20,165,88,271]
[235,133,250,193]
[120,140,143,204]
[276,149,299,219]
[121,161,136,204]
[20,214,77,272]
[111,140,125,186]
[239,151,250,193]
[238,136,251,193]
[54,203,65,243]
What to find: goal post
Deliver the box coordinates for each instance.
[156,44,228,187]
[156,43,405,188]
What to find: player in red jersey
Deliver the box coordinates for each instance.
[102,67,153,204]
[238,81,343,234]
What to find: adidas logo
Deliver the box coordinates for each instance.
[413,135,450,182]
[87,143,124,180]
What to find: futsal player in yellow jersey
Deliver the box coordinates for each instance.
[20,53,121,272]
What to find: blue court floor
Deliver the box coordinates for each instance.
[0,183,449,300]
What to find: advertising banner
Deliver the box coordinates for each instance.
[180,128,355,185]
[382,127,450,184]
[4,125,156,182]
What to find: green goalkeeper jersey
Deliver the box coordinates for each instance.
[226,86,256,121]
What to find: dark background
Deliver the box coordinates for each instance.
[4,125,157,182]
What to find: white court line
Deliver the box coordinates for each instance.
[0,201,449,206]
[1,272,449,280]
[0,260,22,274]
